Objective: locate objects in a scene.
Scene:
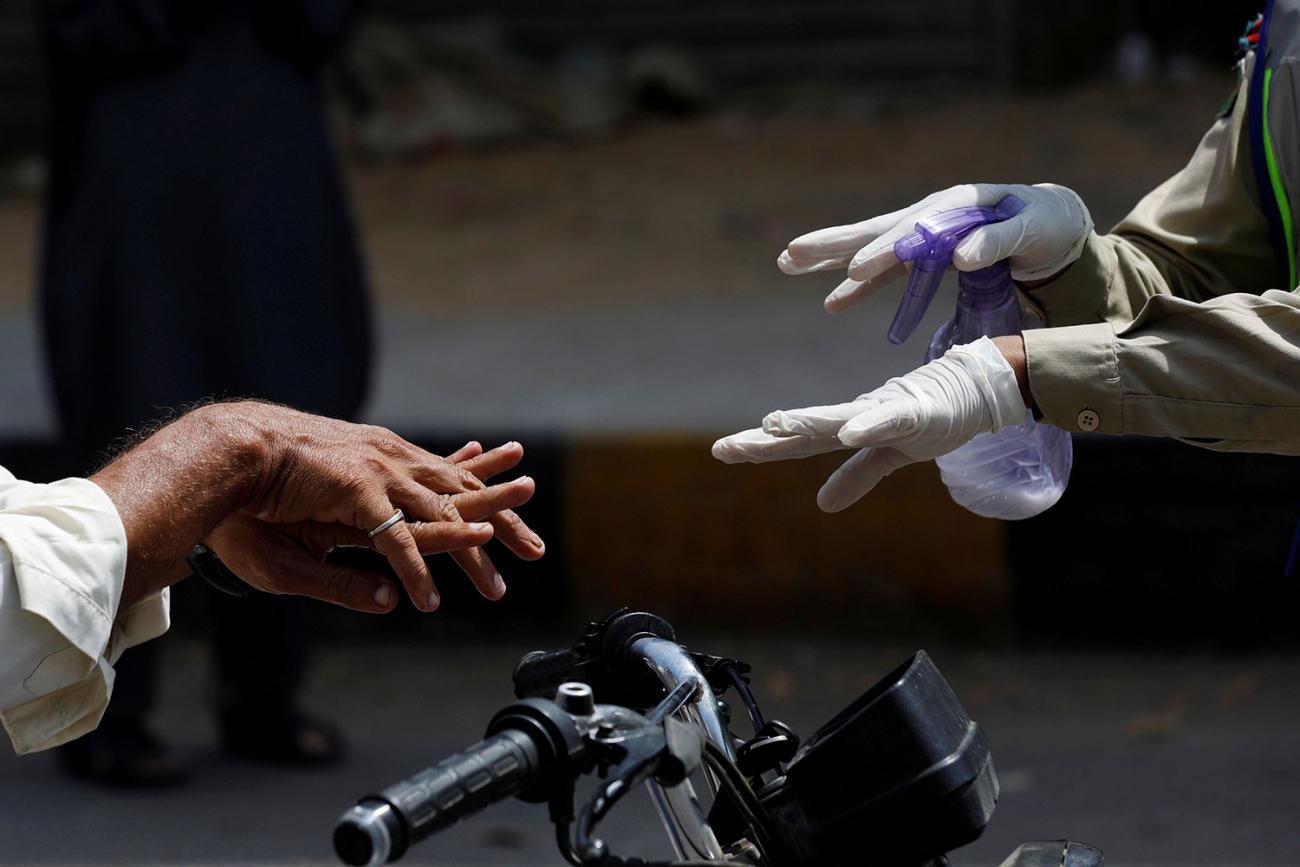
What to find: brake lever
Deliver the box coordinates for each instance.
[688,652,752,692]
[577,682,706,864]
[514,647,596,699]
[516,609,679,705]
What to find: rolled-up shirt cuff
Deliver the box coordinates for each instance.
[118,590,171,654]
[1023,322,1123,434]
[0,476,169,753]
[0,589,169,755]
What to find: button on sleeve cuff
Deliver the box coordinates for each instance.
[1022,322,1122,433]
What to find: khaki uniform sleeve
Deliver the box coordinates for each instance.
[1021,54,1278,327]
[1023,289,1300,453]
[1016,53,1300,453]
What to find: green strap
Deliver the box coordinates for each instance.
[1262,67,1297,289]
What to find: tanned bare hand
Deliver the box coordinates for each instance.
[90,402,545,614]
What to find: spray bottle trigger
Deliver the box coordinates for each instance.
[885,195,1025,345]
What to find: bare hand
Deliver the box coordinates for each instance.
[205,518,397,612]
[93,402,546,612]
[238,406,544,611]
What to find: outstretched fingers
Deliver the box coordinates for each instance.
[816,447,915,513]
[450,476,535,520]
[712,428,847,464]
[782,202,923,266]
[364,441,544,607]
[445,440,484,463]
[484,507,545,560]
[276,556,400,614]
[395,477,527,600]
[823,262,910,313]
[451,546,506,601]
[387,482,497,605]
[406,519,495,555]
[762,401,870,438]
[457,441,525,481]
[487,508,546,560]
[836,403,917,448]
[844,221,919,282]
[360,495,440,612]
[400,475,539,551]
[453,443,545,559]
[777,251,851,276]
[393,473,541,603]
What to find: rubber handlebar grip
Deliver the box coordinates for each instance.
[335,729,542,865]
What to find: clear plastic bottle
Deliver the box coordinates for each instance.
[923,265,1072,519]
[890,196,1072,520]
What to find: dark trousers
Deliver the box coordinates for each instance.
[40,0,371,742]
[101,592,312,729]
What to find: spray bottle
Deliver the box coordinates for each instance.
[888,195,1072,520]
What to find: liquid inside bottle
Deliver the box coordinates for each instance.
[924,265,1073,521]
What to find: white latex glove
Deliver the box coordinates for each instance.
[712,337,1026,512]
[777,183,1093,313]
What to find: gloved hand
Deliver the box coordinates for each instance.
[777,183,1094,313]
[712,337,1026,512]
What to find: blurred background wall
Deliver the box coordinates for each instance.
[0,0,1294,649]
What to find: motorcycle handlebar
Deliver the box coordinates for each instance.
[335,697,586,866]
[513,647,588,698]
[334,729,543,866]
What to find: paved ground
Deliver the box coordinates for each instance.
[1,635,1298,867]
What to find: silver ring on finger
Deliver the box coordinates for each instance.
[368,509,405,539]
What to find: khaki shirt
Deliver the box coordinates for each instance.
[0,468,169,754]
[1021,53,1300,454]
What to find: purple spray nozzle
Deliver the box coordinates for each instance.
[886,195,1025,345]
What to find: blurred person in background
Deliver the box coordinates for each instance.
[1,401,543,757]
[715,7,1300,502]
[40,1,373,784]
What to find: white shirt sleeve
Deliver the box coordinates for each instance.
[0,466,169,754]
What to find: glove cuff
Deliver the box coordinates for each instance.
[946,336,1027,432]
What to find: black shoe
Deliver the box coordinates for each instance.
[58,719,191,788]
[220,707,345,767]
